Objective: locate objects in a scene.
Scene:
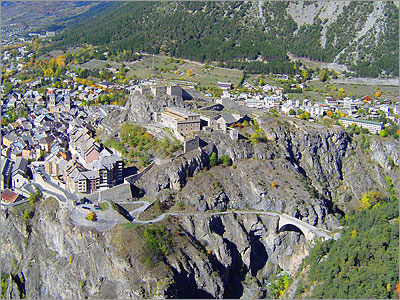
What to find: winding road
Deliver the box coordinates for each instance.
[117,201,332,240]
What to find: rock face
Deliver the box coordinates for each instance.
[1,199,309,299]
[120,91,185,124]
[2,116,397,299]
[136,117,397,229]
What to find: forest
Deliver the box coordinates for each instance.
[296,177,399,299]
[52,1,398,78]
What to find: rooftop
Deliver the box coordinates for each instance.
[165,107,200,119]
[1,189,20,203]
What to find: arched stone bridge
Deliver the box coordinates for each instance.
[277,213,332,241]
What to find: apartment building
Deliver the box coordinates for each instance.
[339,117,384,134]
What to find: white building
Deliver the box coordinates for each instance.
[339,117,384,134]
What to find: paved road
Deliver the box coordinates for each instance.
[1,199,29,207]
[25,183,67,202]
[30,162,79,201]
[116,201,332,239]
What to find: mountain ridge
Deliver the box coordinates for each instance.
[52,1,398,77]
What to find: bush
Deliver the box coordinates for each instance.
[209,152,218,167]
[23,208,33,220]
[176,201,184,210]
[219,155,232,167]
[1,273,8,299]
[380,129,388,137]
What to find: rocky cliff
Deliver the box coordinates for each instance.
[120,91,186,124]
[1,198,312,299]
[136,116,398,228]
[2,115,398,299]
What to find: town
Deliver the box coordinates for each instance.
[1,27,399,219]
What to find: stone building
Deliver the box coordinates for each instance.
[160,107,200,135]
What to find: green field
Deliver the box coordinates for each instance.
[126,55,243,88]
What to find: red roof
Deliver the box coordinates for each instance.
[1,189,20,203]
[363,96,373,101]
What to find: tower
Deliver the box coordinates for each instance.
[64,94,71,111]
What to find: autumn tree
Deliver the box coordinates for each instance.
[55,55,66,67]
[319,69,328,82]
[86,211,97,222]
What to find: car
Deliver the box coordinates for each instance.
[82,206,90,210]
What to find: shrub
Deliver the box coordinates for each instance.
[176,201,184,210]
[79,280,85,289]
[380,129,388,137]
[219,155,232,167]
[209,152,218,167]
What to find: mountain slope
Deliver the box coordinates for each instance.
[0,1,122,30]
[54,1,398,77]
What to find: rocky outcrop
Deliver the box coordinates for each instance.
[135,116,397,230]
[120,91,185,124]
[1,198,313,299]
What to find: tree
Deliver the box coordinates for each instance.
[186,69,192,77]
[299,111,310,120]
[375,91,382,97]
[219,155,232,167]
[209,152,218,167]
[28,189,42,204]
[301,69,309,81]
[326,110,334,118]
[380,129,388,137]
[289,108,296,115]
[86,211,97,221]
[55,55,65,67]
[319,69,328,82]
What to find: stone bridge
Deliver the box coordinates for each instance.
[277,214,332,241]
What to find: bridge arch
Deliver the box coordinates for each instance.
[278,223,305,236]
[278,217,315,241]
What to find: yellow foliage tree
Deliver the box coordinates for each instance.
[186,69,192,77]
[375,91,382,97]
[327,111,334,118]
[271,181,278,188]
[55,55,65,67]
[86,211,96,221]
